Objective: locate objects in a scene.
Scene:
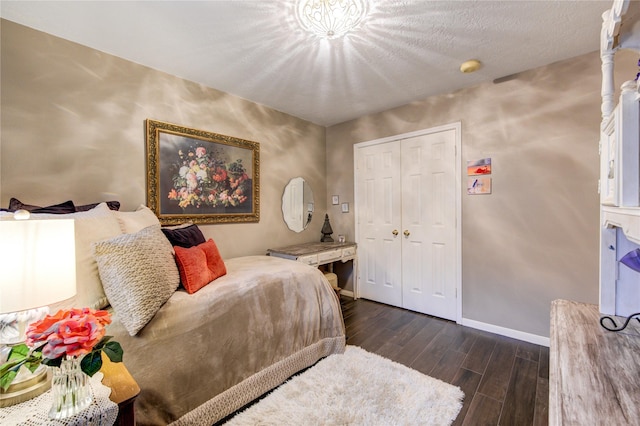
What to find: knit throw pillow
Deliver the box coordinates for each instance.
[93,225,180,336]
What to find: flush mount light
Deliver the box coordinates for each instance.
[296,0,367,39]
[460,59,482,73]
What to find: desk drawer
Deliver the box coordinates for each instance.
[297,254,318,266]
[342,246,356,257]
[318,249,342,263]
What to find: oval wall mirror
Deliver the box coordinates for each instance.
[282,177,314,232]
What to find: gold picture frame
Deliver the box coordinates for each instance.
[146,119,260,225]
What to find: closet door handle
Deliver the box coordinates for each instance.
[392,230,399,236]
[404,230,410,237]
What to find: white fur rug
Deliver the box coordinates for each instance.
[225,345,464,425]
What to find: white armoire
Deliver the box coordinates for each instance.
[354,123,461,322]
[599,0,640,317]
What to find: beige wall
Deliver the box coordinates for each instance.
[0,19,327,259]
[326,49,637,338]
[3,18,636,339]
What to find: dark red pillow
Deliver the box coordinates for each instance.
[161,224,206,248]
[8,198,120,213]
[8,198,76,214]
[174,239,227,294]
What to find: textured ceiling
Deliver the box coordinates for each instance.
[0,0,611,126]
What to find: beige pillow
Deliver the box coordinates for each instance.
[112,205,160,234]
[93,225,180,336]
[6,203,123,310]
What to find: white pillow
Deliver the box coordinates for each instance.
[4,203,123,310]
[112,204,160,234]
[93,225,180,336]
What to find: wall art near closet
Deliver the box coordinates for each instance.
[467,158,492,176]
[467,176,492,195]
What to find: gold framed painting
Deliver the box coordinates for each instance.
[145,119,260,225]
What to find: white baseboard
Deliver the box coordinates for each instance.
[340,295,549,347]
[340,289,354,298]
[461,318,550,347]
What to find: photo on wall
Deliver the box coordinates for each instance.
[467,158,492,176]
[467,177,492,195]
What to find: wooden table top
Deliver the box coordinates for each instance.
[267,241,356,257]
[549,299,640,425]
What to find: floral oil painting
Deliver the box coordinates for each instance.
[146,120,260,224]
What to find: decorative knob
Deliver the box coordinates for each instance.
[392,230,399,236]
[404,230,410,237]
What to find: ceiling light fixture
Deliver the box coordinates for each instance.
[460,59,482,74]
[296,0,367,39]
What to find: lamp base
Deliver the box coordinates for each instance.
[0,366,51,407]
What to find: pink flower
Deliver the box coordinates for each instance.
[196,147,206,158]
[26,308,111,359]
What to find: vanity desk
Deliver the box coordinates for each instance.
[267,242,357,296]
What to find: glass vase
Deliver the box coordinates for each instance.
[48,356,93,419]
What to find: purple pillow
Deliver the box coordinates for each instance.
[161,224,206,248]
[8,198,76,214]
[620,249,640,273]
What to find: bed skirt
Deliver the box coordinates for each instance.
[172,336,346,426]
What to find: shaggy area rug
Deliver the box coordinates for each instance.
[225,345,464,425]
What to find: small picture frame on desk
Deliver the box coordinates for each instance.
[341,202,349,213]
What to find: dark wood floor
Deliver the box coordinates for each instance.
[340,296,549,426]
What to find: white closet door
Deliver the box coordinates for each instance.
[355,124,459,321]
[355,141,403,307]
[400,129,457,320]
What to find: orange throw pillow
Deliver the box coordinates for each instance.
[174,239,227,294]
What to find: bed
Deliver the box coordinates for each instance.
[108,255,345,425]
[1,201,346,425]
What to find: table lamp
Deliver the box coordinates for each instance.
[0,213,76,407]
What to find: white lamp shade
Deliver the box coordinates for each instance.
[0,219,76,313]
